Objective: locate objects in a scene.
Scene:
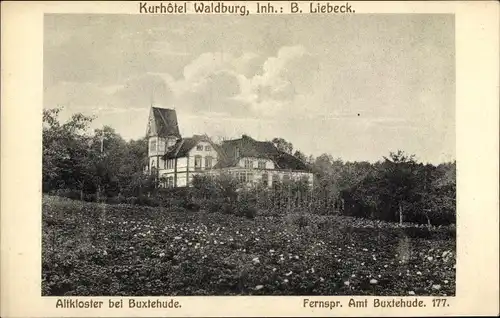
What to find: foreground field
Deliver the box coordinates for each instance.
[42,195,456,296]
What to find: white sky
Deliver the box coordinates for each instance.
[44,14,455,164]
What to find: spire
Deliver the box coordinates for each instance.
[150,107,181,138]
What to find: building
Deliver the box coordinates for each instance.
[146,106,313,188]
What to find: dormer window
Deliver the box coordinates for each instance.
[235,147,240,158]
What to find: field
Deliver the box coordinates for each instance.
[42,195,456,296]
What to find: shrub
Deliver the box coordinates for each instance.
[258,209,281,217]
[183,202,201,212]
[84,193,98,202]
[235,192,258,219]
[317,216,334,231]
[126,196,137,205]
[221,203,235,215]
[294,214,309,228]
[53,189,82,201]
[285,212,311,230]
[402,226,432,239]
[106,195,126,205]
[134,195,160,207]
[207,199,224,214]
[238,204,257,219]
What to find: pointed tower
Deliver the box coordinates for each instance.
[146,106,181,171]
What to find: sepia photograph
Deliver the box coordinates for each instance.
[40,12,458,298]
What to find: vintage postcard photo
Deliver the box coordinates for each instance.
[42,12,458,298]
[1,1,499,317]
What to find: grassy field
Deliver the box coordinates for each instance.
[42,195,456,296]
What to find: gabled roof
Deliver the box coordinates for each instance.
[163,135,221,159]
[148,106,181,138]
[214,135,309,171]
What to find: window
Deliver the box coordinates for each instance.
[165,159,174,169]
[196,145,204,151]
[205,156,213,169]
[246,172,253,183]
[150,139,157,152]
[235,147,240,158]
[244,159,253,168]
[205,145,211,151]
[238,172,246,183]
[194,155,202,171]
[258,160,266,169]
[262,173,269,187]
[158,139,165,152]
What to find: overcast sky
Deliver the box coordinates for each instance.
[44,14,455,164]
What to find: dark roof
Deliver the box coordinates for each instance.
[163,135,219,159]
[213,135,309,171]
[273,152,309,171]
[151,107,181,138]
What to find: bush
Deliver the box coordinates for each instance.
[134,195,160,207]
[284,212,311,230]
[294,214,309,228]
[402,226,432,239]
[238,204,257,219]
[207,199,224,214]
[53,189,82,201]
[183,202,201,212]
[105,195,126,205]
[221,203,235,215]
[258,209,282,217]
[84,193,98,202]
[126,196,137,205]
[235,193,258,219]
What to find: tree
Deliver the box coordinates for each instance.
[42,107,95,195]
[293,150,307,163]
[419,161,456,225]
[272,137,293,154]
[312,153,334,176]
[378,150,420,224]
[42,108,153,199]
[86,126,129,198]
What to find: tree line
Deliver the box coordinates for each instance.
[43,107,456,225]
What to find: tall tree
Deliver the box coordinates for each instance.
[379,150,420,224]
[293,150,307,163]
[272,137,293,154]
[42,107,95,194]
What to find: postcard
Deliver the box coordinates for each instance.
[1,1,498,317]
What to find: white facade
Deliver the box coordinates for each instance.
[208,165,314,188]
[145,107,313,189]
[152,140,219,188]
[148,135,179,170]
[151,150,314,189]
